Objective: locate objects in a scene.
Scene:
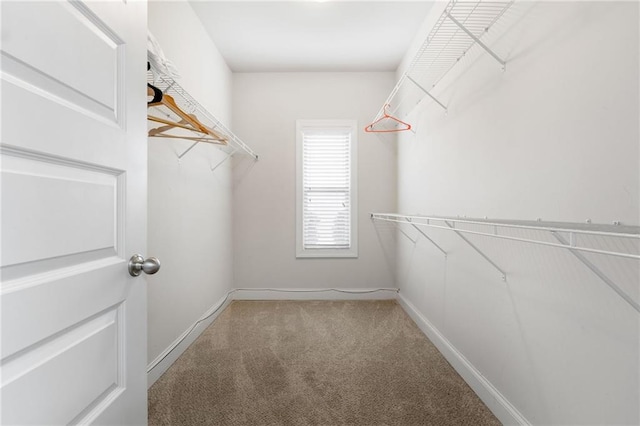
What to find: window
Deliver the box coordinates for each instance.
[296,120,358,258]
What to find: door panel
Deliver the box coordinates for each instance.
[1,149,121,268]
[1,1,123,123]
[2,305,123,425]
[1,260,125,362]
[1,1,147,424]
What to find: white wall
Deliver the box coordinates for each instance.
[147,0,234,383]
[395,2,639,425]
[232,72,397,292]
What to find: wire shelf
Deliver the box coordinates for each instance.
[371,213,640,312]
[369,0,513,132]
[147,67,258,161]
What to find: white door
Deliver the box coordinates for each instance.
[1,1,149,424]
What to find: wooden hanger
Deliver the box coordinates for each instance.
[364,104,412,133]
[148,116,226,145]
[148,134,227,145]
[147,82,227,144]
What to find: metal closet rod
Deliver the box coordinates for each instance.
[370,213,640,260]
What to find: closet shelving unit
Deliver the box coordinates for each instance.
[147,66,258,163]
[368,0,513,132]
[371,213,640,312]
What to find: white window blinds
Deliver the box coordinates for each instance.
[302,129,351,250]
[296,120,357,258]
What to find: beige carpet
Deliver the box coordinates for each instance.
[148,300,500,426]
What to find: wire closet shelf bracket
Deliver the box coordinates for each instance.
[366,0,513,133]
[147,65,258,162]
[371,213,640,313]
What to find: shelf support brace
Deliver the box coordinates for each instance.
[406,76,448,111]
[551,232,640,313]
[446,13,507,71]
[409,221,447,257]
[397,225,417,244]
[177,141,199,160]
[445,221,506,281]
[373,214,417,244]
[211,149,236,172]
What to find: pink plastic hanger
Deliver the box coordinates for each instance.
[364,104,412,133]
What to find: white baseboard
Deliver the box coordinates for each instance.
[396,292,530,426]
[146,291,233,387]
[233,287,399,300]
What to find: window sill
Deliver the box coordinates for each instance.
[296,248,358,259]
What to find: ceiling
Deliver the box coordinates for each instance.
[189,1,434,72]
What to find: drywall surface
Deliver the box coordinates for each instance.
[394,1,639,424]
[232,72,397,290]
[147,0,234,379]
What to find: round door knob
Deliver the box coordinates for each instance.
[128,254,161,277]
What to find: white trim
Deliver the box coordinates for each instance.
[296,119,358,258]
[233,287,398,301]
[146,291,233,387]
[396,292,531,426]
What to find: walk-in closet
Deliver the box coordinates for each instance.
[1,1,638,425]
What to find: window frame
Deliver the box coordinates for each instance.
[296,119,358,258]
